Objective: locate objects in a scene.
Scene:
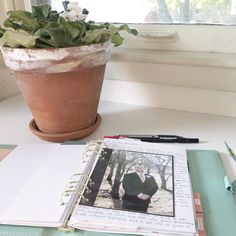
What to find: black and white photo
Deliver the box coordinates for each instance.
[80,148,174,216]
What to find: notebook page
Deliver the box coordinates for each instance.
[69,139,197,235]
[0,144,58,219]
[1,144,87,227]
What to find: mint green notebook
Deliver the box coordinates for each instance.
[0,146,235,236]
[187,150,236,236]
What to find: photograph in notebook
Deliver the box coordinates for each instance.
[79,149,174,216]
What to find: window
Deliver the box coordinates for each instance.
[4,1,236,59]
[50,0,234,25]
[43,0,236,55]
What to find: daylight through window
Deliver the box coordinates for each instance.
[47,0,236,25]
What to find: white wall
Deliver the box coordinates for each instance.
[0,57,19,102]
[0,0,23,101]
[101,50,236,117]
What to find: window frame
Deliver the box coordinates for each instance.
[119,23,236,54]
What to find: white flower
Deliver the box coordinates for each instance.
[67,2,80,11]
[60,2,87,22]
[67,10,77,22]
[67,2,83,14]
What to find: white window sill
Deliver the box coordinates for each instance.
[111,47,236,69]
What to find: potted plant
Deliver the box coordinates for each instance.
[0,2,137,142]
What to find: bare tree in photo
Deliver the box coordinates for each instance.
[142,154,172,192]
[106,155,116,186]
[106,151,137,208]
[155,156,172,192]
[109,151,126,200]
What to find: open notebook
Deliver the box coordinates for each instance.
[0,139,198,236]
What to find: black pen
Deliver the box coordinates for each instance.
[104,135,199,143]
[116,134,199,143]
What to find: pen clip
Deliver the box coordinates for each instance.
[158,135,179,140]
[153,135,199,143]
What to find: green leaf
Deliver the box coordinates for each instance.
[119,24,138,36]
[35,22,73,48]
[4,10,40,33]
[70,21,87,38]
[34,40,53,48]
[82,29,111,44]
[49,11,60,21]
[58,17,86,39]
[87,23,107,31]
[111,33,124,47]
[0,27,6,37]
[107,24,119,34]
[32,4,51,18]
[0,29,38,48]
[32,6,59,29]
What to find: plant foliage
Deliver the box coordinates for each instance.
[0,3,138,48]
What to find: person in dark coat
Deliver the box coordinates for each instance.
[122,162,158,212]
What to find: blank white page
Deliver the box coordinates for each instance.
[0,144,59,216]
[0,144,88,227]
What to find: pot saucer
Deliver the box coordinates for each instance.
[29,114,101,142]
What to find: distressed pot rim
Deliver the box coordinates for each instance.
[0,41,111,73]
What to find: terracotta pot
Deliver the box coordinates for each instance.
[1,42,111,141]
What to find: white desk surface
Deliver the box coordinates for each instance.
[0,95,236,176]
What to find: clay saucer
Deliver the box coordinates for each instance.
[29,114,101,142]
